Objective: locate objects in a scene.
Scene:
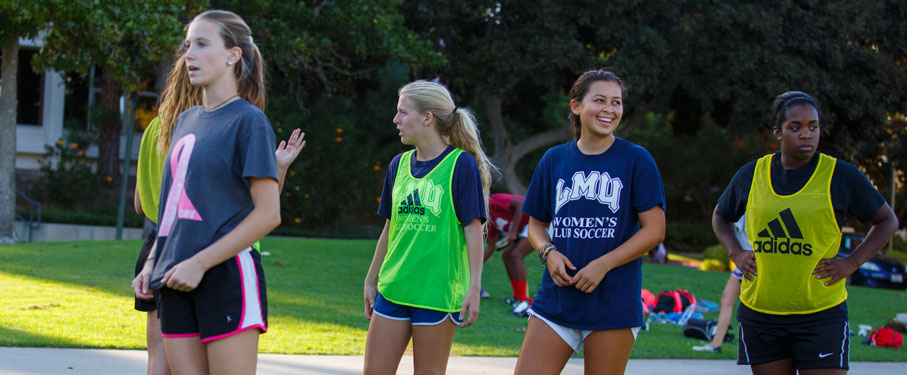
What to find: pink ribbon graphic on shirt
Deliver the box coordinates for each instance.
[158,134,203,237]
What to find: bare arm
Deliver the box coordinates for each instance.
[814,203,899,285]
[275,129,305,192]
[161,177,281,291]
[133,184,143,216]
[132,238,158,299]
[712,206,756,281]
[573,206,666,293]
[527,217,576,287]
[459,218,484,327]
[363,219,390,319]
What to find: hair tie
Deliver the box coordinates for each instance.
[450,106,459,117]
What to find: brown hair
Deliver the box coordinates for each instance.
[156,51,201,155]
[399,81,495,217]
[157,10,266,155]
[568,69,626,139]
[193,10,266,110]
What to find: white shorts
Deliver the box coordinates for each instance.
[529,309,641,354]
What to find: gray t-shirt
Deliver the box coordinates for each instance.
[151,99,277,289]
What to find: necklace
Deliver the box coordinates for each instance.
[204,94,240,112]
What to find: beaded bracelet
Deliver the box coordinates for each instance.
[538,242,556,265]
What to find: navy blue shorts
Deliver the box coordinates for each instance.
[158,247,267,343]
[373,294,463,326]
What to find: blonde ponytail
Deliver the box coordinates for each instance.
[447,107,493,208]
[399,81,495,220]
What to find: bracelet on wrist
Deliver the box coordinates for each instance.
[538,242,556,265]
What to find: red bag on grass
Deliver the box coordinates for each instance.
[652,289,696,314]
[869,327,903,349]
[641,289,656,314]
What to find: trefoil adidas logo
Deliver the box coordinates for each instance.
[753,208,813,256]
[397,189,426,215]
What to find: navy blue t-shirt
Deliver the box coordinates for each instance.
[378,145,486,225]
[522,138,665,330]
[151,99,277,289]
[717,152,886,226]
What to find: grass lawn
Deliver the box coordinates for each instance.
[1,238,906,361]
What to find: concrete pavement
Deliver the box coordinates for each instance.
[2,347,906,374]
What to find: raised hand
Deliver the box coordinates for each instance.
[276,128,305,168]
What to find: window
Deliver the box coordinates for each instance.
[0,48,44,126]
[63,70,91,130]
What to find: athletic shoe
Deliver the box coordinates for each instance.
[480,289,491,298]
[504,296,520,307]
[512,300,530,317]
[692,343,721,353]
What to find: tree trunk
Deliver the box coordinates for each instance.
[97,70,122,182]
[0,37,19,243]
[484,94,571,195]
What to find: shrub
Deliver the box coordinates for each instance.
[700,244,730,271]
[34,210,144,228]
[702,244,730,263]
[666,221,717,253]
[33,132,99,209]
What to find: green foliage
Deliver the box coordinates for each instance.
[665,221,717,254]
[0,0,52,41]
[34,133,99,208]
[213,0,443,100]
[36,210,143,228]
[702,244,730,266]
[201,1,446,232]
[400,0,907,200]
[270,62,412,233]
[30,0,199,93]
[628,113,771,223]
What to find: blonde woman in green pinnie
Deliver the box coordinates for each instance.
[363,80,493,374]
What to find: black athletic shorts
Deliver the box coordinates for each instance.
[737,302,849,370]
[134,228,158,312]
[158,247,267,343]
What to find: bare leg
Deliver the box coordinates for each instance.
[146,311,171,375]
[799,368,846,375]
[514,316,574,375]
[709,275,741,348]
[582,328,635,375]
[363,315,412,375]
[206,329,260,375]
[411,319,458,375]
[502,238,534,282]
[752,358,796,375]
[162,336,208,375]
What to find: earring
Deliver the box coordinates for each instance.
[228,61,234,65]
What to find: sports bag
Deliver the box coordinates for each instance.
[868,327,903,349]
[683,318,717,340]
[653,289,696,314]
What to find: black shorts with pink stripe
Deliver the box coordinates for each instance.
[158,247,267,343]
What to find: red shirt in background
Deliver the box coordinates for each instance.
[488,193,529,239]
